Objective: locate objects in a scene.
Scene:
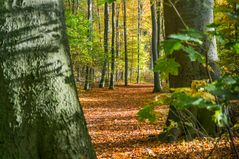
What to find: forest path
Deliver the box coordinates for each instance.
[80,84,233,159]
[81,84,168,158]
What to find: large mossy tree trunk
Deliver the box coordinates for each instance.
[162,0,220,141]
[0,1,96,158]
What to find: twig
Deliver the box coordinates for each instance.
[168,0,188,29]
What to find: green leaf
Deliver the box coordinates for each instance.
[154,58,180,78]
[137,105,157,123]
[233,43,239,54]
[162,39,182,55]
[181,46,205,63]
[169,34,203,45]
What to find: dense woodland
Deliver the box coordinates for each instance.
[0,0,238,158]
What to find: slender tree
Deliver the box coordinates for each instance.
[156,0,161,58]
[0,1,96,158]
[109,2,116,89]
[84,66,90,90]
[99,2,109,88]
[115,3,120,82]
[96,0,102,44]
[123,0,129,86]
[84,0,94,90]
[137,0,142,84]
[150,0,161,92]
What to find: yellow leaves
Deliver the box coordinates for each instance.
[195,91,216,102]
[191,80,208,90]
[215,0,228,5]
[170,80,216,103]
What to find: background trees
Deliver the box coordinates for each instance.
[66,0,154,89]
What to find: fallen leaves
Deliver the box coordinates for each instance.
[80,84,238,159]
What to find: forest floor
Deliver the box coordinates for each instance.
[80,84,238,159]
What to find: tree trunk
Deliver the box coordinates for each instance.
[76,64,81,82]
[99,2,109,88]
[109,2,115,89]
[162,0,219,141]
[123,0,129,86]
[156,0,162,62]
[90,68,94,88]
[96,0,102,44]
[84,66,90,90]
[0,1,96,158]
[85,0,93,91]
[137,0,142,84]
[115,3,120,82]
[164,0,219,87]
[150,0,161,92]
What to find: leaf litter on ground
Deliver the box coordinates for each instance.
[80,84,238,159]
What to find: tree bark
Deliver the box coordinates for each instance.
[137,0,142,84]
[96,0,102,44]
[164,0,219,87]
[109,2,115,89]
[123,0,128,86]
[84,66,90,90]
[162,0,219,140]
[115,3,120,82]
[84,0,93,91]
[0,1,96,158]
[150,0,161,92]
[99,2,109,88]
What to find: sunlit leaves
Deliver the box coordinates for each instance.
[65,10,104,66]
